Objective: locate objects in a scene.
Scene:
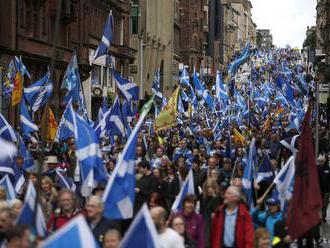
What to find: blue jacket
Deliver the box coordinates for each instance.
[251,208,283,239]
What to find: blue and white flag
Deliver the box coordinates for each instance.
[17,135,34,170]
[61,51,81,103]
[103,96,154,219]
[228,39,250,76]
[274,91,289,107]
[192,71,214,111]
[180,67,190,86]
[95,95,125,138]
[0,175,16,200]
[178,96,185,113]
[119,204,160,248]
[20,97,38,137]
[62,52,88,119]
[16,181,47,237]
[15,56,31,79]
[55,168,77,192]
[54,100,75,142]
[0,138,16,176]
[0,113,17,142]
[2,60,15,100]
[286,108,306,132]
[151,69,163,98]
[24,70,53,112]
[256,153,274,183]
[72,108,108,197]
[171,169,195,211]
[273,155,295,211]
[93,10,114,61]
[114,70,139,101]
[40,215,98,248]
[242,138,256,208]
[215,70,229,102]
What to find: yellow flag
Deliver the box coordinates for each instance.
[274,107,284,117]
[41,107,58,142]
[273,236,281,246]
[233,128,246,145]
[154,87,180,132]
[11,70,23,106]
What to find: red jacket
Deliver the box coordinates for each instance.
[47,209,81,232]
[211,203,254,248]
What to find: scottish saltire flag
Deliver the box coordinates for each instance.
[54,100,75,142]
[287,108,306,132]
[72,108,108,197]
[40,215,98,248]
[181,89,189,102]
[192,71,214,111]
[228,39,250,76]
[61,52,87,119]
[256,153,274,183]
[113,70,139,101]
[151,69,163,98]
[17,135,34,170]
[108,96,125,137]
[254,90,266,109]
[93,10,114,61]
[24,71,53,112]
[273,155,295,211]
[0,175,16,200]
[55,168,77,192]
[103,96,154,219]
[20,97,38,137]
[0,113,17,142]
[274,91,289,107]
[178,96,185,113]
[94,95,125,138]
[282,80,295,103]
[280,135,299,155]
[119,204,159,248]
[180,67,190,86]
[122,100,135,123]
[0,138,17,176]
[215,70,229,102]
[242,138,256,208]
[2,60,15,100]
[16,181,47,237]
[172,169,195,211]
[15,56,31,79]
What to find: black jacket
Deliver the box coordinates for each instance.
[135,172,159,212]
[88,217,121,245]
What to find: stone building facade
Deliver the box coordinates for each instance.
[0,0,135,121]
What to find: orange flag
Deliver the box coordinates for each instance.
[41,106,58,142]
[11,64,23,106]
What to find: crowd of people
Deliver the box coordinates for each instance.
[0,46,329,248]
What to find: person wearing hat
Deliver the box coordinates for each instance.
[43,155,59,181]
[251,197,283,240]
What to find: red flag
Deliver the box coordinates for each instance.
[286,102,322,239]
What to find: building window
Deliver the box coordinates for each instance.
[103,67,108,86]
[130,1,138,35]
[91,65,101,85]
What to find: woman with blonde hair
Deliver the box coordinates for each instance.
[254,227,271,248]
[40,176,58,221]
[200,178,223,248]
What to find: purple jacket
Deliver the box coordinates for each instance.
[173,211,205,248]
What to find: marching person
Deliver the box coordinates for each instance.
[211,186,254,248]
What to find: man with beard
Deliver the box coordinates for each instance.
[150,206,184,248]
